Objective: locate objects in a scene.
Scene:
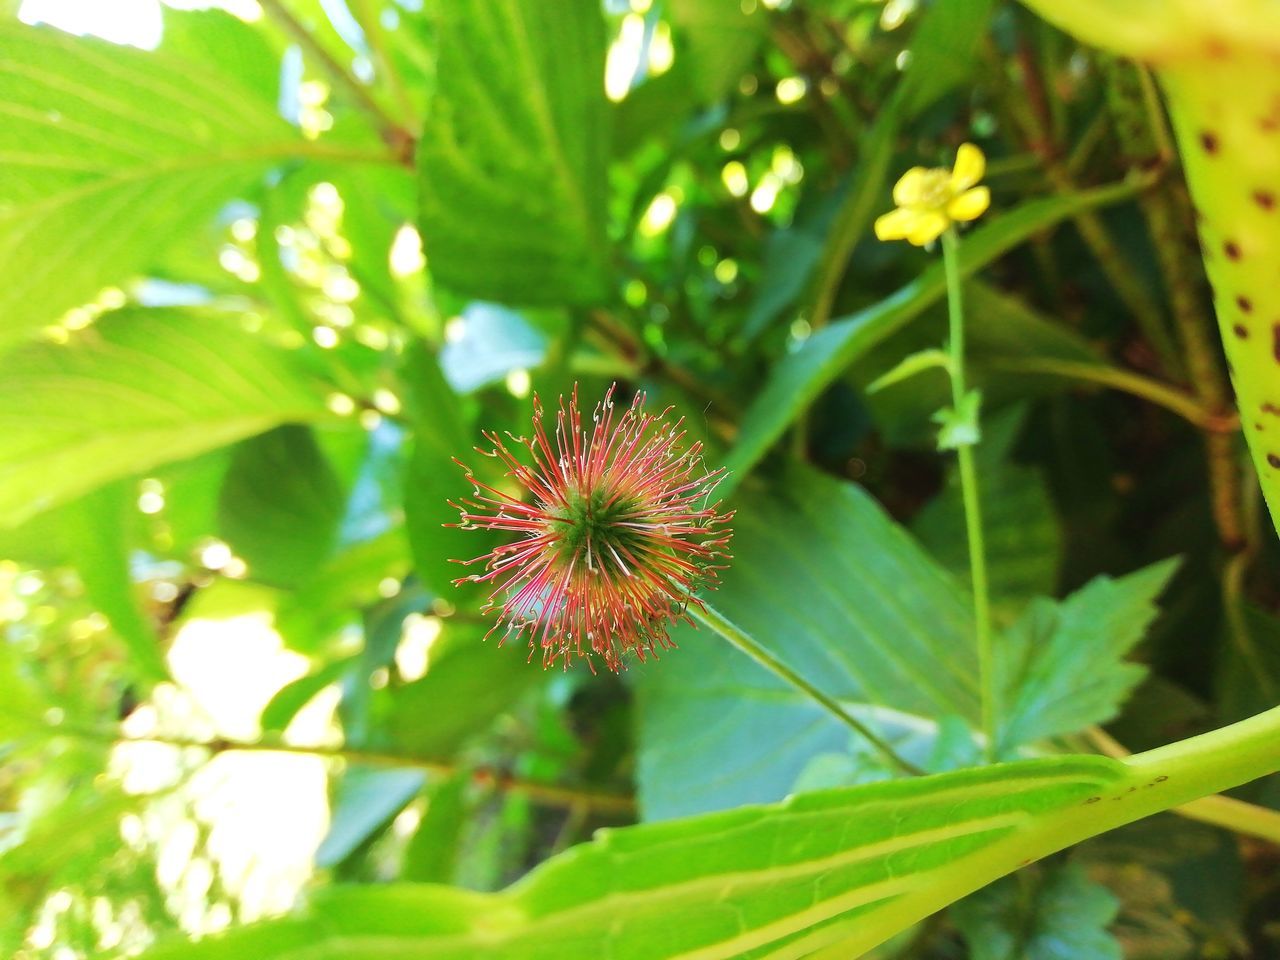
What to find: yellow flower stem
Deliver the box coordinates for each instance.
[941,228,997,763]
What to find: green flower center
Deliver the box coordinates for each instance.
[550,486,644,569]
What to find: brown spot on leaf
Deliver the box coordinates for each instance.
[1263,403,1280,416]
[1269,453,1280,468]
[1256,190,1277,210]
[1238,295,1254,313]
[1234,324,1250,338]
[1225,240,1242,260]
[1274,323,1280,363]
[1200,131,1220,153]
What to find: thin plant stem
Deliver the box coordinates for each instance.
[941,229,997,762]
[984,357,1239,432]
[690,600,924,776]
[32,713,635,814]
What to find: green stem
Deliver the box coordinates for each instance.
[941,229,997,763]
[984,357,1239,432]
[690,600,923,776]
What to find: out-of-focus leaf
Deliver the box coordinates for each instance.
[316,767,426,869]
[722,180,1144,492]
[999,559,1180,755]
[896,0,998,116]
[62,481,167,681]
[952,862,1122,960]
[637,466,979,820]
[416,0,611,305]
[260,654,358,734]
[383,628,545,761]
[218,426,346,588]
[0,14,307,349]
[914,407,1062,621]
[137,747,1252,960]
[401,345,495,600]
[0,309,332,526]
[666,0,768,104]
[401,774,469,884]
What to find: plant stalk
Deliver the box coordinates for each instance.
[941,229,997,762]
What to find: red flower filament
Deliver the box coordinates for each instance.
[450,385,733,671]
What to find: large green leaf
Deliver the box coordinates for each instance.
[637,466,980,821]
[0,308,333,526]
[0,13,307,348]
[721,180,1144,493]
[131,707,1280,960]
[416,0,611,305]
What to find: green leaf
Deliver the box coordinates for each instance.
[416,0,611,305]
[953,861,1122,960]
[0,14,305,349]
[401,774,470,884]
[218,426,346,588]
[896,0,999,116]
[637,466,979,821]
[0,308,332,526]
[913,407,1062,620]
[666,0,768,105]
[932,388,983,450]
[62,481,167,681]
[721,180,1144,493]
[999,559,1180,755]
[135,752,1220,960]
[260,655,359,734]
[316,768,426,869]
[866,348,952,394]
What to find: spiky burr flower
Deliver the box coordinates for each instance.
[450,384,733,672]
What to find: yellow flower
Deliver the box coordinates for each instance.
[874,143,990,247]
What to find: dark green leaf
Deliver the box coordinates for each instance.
[316,767,426,869]
[953,862,1122,960]
[218,426,346,588]
[416,0,611,305]
[722,180,1144,492]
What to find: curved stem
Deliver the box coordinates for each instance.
[942,229,997,762]
[985,356,1239,432]
[690,600,924,776]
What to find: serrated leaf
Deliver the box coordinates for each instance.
[0,308,332,526]
[416,0,611,305]
[953,862,1122,960]
[0,15,306,349]
[999,559,1181,754]
[218,426,346,588]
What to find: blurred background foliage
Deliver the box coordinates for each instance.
[1,0,1279,957]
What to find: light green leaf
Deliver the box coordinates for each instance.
[401,774,470,884]
[953,861,1122,960]
[637,466,979,821]
[0,308,333,527]
[62,481,167,681]
[416,0,611,305]
[133,735,1276,960]
[722,179,1144,493]
[0,14,307,349]
[218,426,346,588]
[866,348,952,394]
[932,389,983,450]
[999,559,1181,755]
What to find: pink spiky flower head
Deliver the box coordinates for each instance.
[450,384,733,672]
